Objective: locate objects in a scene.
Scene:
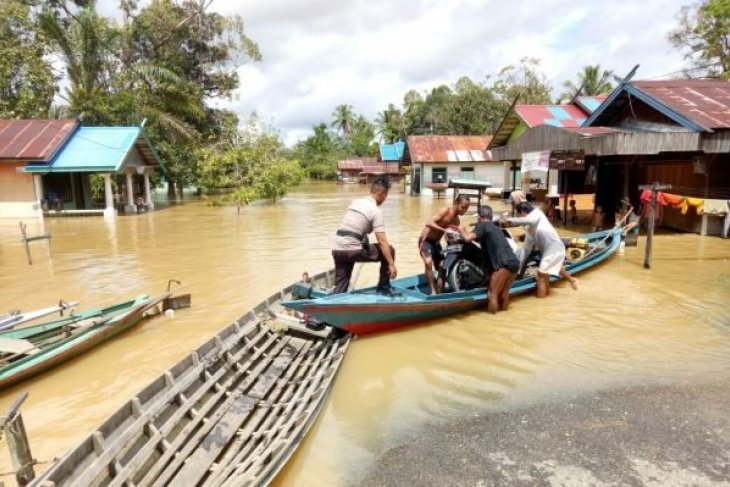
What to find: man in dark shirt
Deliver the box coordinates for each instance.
[461,205,519,314]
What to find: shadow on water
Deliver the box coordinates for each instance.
[0,181,728,485]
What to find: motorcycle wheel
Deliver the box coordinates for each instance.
[446,259,469,292]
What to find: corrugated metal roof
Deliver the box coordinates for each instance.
[361,163,400,175]
[406,135,492,163]
[631,79,730,130]
[574,95,606,114]
[379,141,405,161]
[514,105,589,128]
[338,157,378,170]
[26,126,164,173]
[0,119,78,161]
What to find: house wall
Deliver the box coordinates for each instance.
[0,162,37,217]
[418,162,504,196]
[644,161,707,234]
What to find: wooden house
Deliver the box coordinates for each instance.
[490,77,730,235]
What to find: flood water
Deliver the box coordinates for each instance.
[0,180,728,485]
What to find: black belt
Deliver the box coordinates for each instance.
[336,229,363,240]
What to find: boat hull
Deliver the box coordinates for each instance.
[0,295,164,390]
[284,228,623,335]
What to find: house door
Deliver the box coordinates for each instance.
[412,167,421,195]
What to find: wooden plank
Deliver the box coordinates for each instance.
[134,328,278,487]
[166,338,304,485]
[149,333,295,487]
[0,337,39,355]
[207,338,338,485]
[201,340,315,486]
[52,324,271,486]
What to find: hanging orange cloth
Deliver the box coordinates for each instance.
[662,192,687,213]
[684,197,704,215]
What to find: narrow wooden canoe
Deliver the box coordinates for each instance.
[283,228,623,335]
[33,279,351,486]
[0,301,78,332]
[0,295,167,390]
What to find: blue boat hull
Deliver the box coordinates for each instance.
[283,228,622,335]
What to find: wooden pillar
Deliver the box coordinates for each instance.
[640,182,671,269]
[143,171,154,210]
[103,173,116,219]
[1,393,35,485]
[32,174,44,218]
[125,172,136,213]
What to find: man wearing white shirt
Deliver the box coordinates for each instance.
[332,178,398,294]
[507,202,578,298]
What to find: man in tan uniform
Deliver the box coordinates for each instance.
[332,178,398,295]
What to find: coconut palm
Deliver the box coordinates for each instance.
[374,104,404,144]
[559,65,614,103]
[39,5,204,139]
[331,104,355,140]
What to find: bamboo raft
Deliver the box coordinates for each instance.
[33,270,350,486]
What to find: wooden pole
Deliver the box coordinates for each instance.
[639,182,671,269]
[0,393,35,485]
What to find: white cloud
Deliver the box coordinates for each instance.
[99,0,689,146]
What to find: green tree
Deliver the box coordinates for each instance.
[331,104,356,140]
[0,0,56,118]
[292,123,342,179]
[348,115,378,157]
[375,104,404,143]
[559,65,614,103]
[492,57,552,107]
[669,0,730,78]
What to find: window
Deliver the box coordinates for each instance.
[432,167,447,183]
[460,167,475,180]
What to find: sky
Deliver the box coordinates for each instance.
[97,0,691,146]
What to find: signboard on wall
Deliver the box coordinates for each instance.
[549,150,585,170]
[521,150,550,172]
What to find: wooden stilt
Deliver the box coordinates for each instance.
[0,393,35,486]
[19,222,51,266]
[639,182,671,269]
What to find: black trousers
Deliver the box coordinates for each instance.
[332,244,395,294]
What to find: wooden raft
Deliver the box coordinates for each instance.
[33,271,350,486]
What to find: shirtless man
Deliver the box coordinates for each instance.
[419,194,471,294]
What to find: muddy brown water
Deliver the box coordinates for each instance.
[0,181,728,485]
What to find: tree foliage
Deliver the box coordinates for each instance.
[198,117,303,208]
[0,0,56,118]
[669,0,730,78]
[559,65,614,103]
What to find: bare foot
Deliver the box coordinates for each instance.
[569,278,579,290]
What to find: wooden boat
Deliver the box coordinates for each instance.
[0,301,78,332]
[0,294,168,390]
[33,281,351,486]
[283,227,623,335]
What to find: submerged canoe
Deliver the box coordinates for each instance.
[0,294,167,390]
[283,227,623,335]
[33,280,350,486]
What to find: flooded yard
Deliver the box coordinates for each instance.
[0,181,728,485]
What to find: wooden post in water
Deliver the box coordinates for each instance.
[0,393,35,485]
[639,182,671,269]
[19,221,52,266]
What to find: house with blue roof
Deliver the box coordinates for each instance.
[0,119,166,218]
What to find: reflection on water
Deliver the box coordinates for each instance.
[0,181,728,485]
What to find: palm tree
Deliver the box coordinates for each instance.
[39,6,204,139]
[374,104,404,143]
[331,104,355,140]
[559,65,614,103]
